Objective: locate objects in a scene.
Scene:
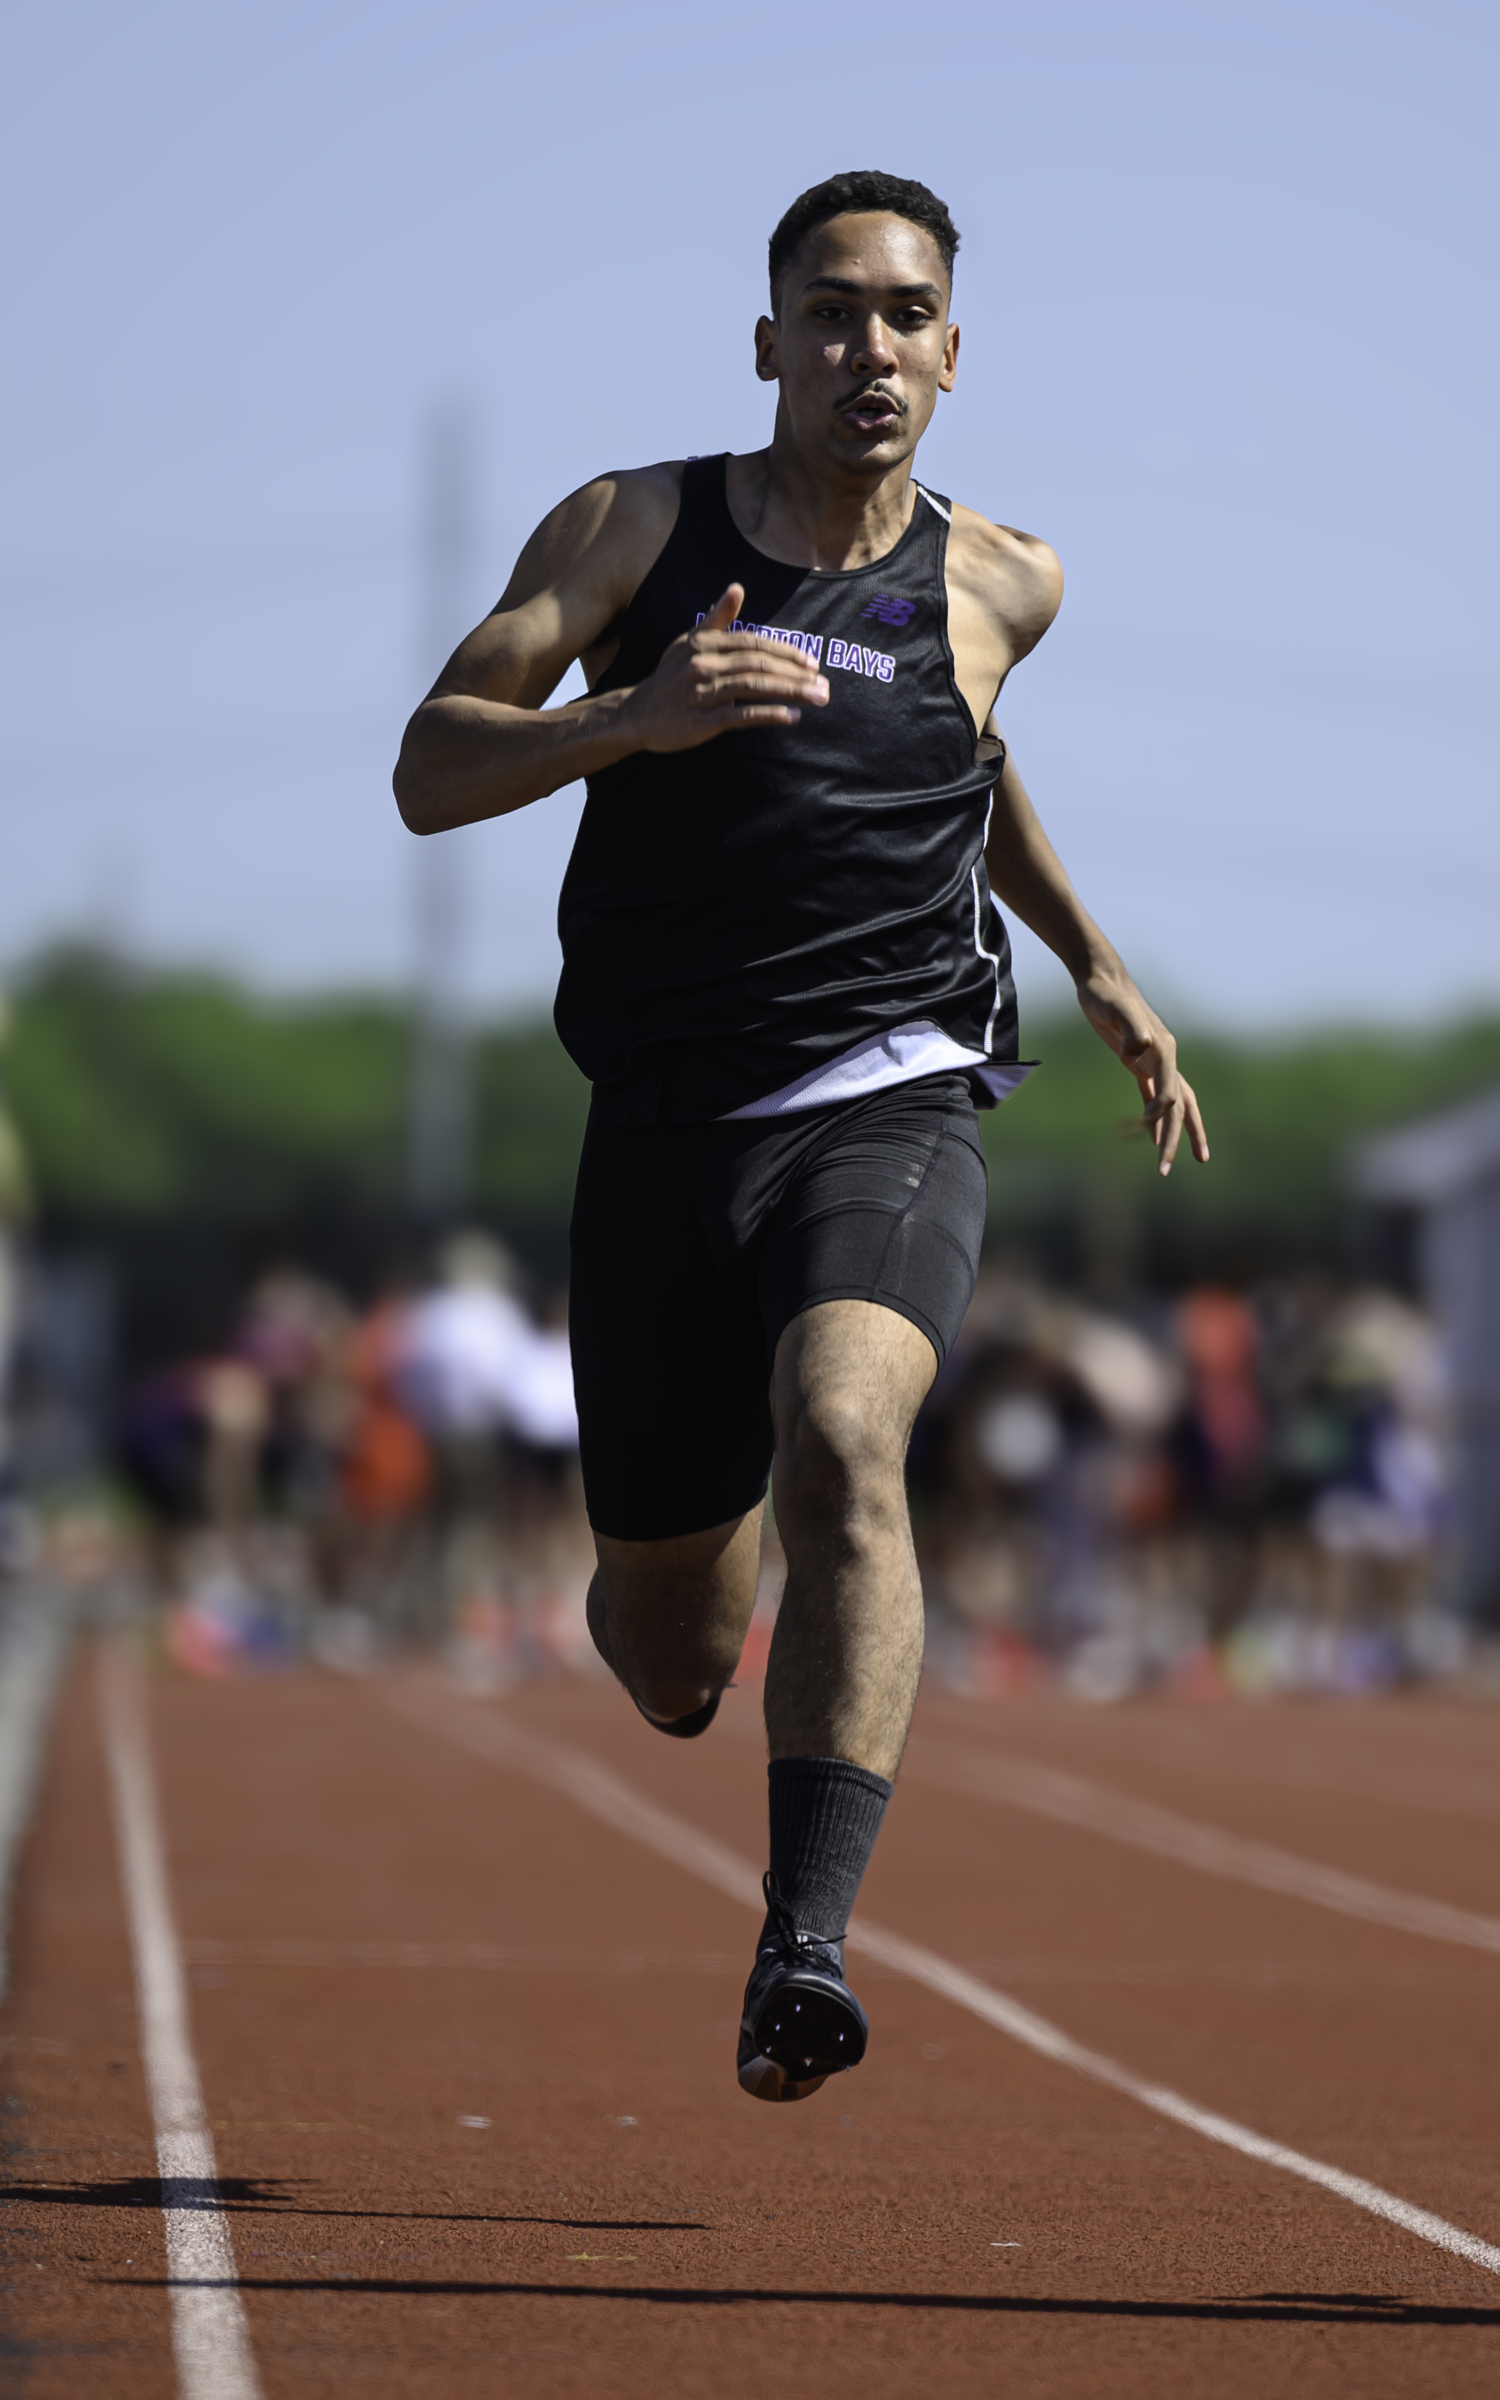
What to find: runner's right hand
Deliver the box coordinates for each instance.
[621,583,829,753]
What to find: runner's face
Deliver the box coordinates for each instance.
[756,213,958,474]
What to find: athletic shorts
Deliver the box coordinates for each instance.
[568,1071,987,1542]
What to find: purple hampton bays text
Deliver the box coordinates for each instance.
[695,613,896,684]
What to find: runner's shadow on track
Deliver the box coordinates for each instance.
[0,2177,300,2212]
[106,2281,1500,2325]
[1253,2292,1489,2316]
[1,2180,704,2232]
[472,2218,709,2232]
[247,2208,709,2230]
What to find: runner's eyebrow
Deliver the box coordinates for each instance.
[800,276,944,301]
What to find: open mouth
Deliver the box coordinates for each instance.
[840,391,901,435]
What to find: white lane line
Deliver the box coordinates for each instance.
[914,1748,1500,1958]
[0,1589,73,2004]
[98,1642,262,2400]
[389,1684,1500,2280]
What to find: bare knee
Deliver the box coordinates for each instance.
[770,1301,934,1557]
[774,1393,909,1554]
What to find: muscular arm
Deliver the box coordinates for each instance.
[393,466,827,836]
[983,749,1116,986]
[947,509,1207,1172]
[984,747,1209,1174]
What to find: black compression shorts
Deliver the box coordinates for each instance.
[568,1071,988,1542]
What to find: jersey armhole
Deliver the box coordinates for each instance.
[926,497,983,751]
[584,463,696,694]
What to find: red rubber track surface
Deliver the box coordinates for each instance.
[4,1651,1500,2396]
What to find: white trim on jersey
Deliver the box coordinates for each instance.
[719,1020,1035,1120]
[914,484,952,524]
[972,794,1007,1054]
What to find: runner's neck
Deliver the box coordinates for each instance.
[725,442,919,574]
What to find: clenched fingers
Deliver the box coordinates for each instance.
[685,634,828,726]
[690,627,827,680]
[632,620,830,753]
[690,660,829,713]
[695,702,825,731]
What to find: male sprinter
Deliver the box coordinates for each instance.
[394,170,1207,2104]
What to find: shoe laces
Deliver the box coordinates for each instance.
[760,1870,841,1960]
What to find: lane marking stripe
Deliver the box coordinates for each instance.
[99,1644,262,2400]
[919,1750,1500,1956]
[390,1686,1500,2280]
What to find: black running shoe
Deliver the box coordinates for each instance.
[736,1872,869,2103]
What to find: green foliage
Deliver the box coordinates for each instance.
[4,949,408,1218]
[2,946,589,1223]
[470,1017,591,1210]
[6,946,1500,1265]
[985,1008,1500,1257]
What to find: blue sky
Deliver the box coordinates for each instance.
[3,0,1495,1034]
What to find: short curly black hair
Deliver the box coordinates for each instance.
[768,171,960,310]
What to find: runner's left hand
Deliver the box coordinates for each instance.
[1075,969,1209,1177]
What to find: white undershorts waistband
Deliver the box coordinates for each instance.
[719,1021,1036,1120]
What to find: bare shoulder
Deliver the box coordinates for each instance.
[436,463,687,702]
[495,460,685,609]
[946,503,1064,650]
[559,458,684,546]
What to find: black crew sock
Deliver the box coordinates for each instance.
[761,1756,894,1949]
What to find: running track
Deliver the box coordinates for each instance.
[5,1640,1500,2395]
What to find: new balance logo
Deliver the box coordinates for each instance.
[860,594,916,627]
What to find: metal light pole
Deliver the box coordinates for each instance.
[408,400,477,1226]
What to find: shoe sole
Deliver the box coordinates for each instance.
[738,1977,868,2104]
[737,2045,828,2103]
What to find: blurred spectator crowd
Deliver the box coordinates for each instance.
[0,1227,1467,1700]
[110,1234,594,1686]
[910,1269,1454,1698]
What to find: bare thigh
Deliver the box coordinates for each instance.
[589,1301,936,1741]
[771,1298,937,1467]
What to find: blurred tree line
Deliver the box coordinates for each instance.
[8,943,1500,1297]
[4,946,583,1224]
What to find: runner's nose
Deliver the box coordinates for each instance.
[849,314,897,376]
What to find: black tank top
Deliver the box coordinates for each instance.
[554,454,1018,1123]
